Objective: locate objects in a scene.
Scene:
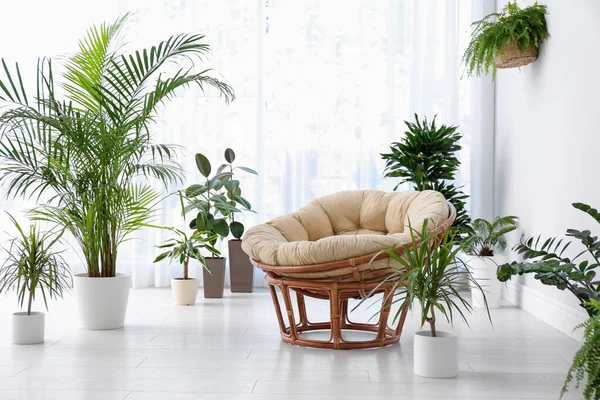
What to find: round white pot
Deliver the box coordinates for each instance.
[172,278,198,306]
[414,330,458,378]
[73,273,131,330]
[467,255,505,309]
[12,312,45,345]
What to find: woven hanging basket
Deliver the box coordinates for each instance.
[496,40,538,69]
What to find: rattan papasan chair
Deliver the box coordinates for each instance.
[242,190,455,349]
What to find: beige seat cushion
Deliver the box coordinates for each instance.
[242,190,449,273]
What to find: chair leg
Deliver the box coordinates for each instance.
[377,289,393,343]
[340,300,349,329]
[281,285,298,344]
[296,292,309,328]
[395,297,411,337]
[330,285,342,349]
[269,284,287,336]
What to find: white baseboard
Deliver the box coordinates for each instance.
[502,280,588,342]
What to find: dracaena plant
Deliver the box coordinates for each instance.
[185,150,255,244]
[497,203,600,317]
[153,194,220,279]
[381,114,471,241]
[462,216,518,257]
[0,15,234,277]
[0,214,71,314]
[217,148,258,240]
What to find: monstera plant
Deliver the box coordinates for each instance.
[0,14,234,329]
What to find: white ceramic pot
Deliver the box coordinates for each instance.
[414,330,458,378]
[73,273,131,330]
[12,312,45,345]
[171,278,199,306]
[467,255,505,309]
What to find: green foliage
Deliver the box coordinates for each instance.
[0,15,234,278]
[463,1,549,79]
[186,149,257,241]
[562,299,600,400]
[497,203,600,317]
[357,220,490,337]
[462,216,518,256]
[0,214,71,314]
[381,114,471,241]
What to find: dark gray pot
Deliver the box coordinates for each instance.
[228,240,254,293]
[203,257,226,298]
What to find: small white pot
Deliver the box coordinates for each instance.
[73,273,131,330]
[12,312,45,345]
[467,255,505,309]
[414,330,458,378]
[171,278,198,306]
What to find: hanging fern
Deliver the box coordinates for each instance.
[463,1,550,80]
[562,299,600,400]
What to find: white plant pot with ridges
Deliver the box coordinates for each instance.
[12,312,45,344]
[171,278,198,306]
[414,330,458,378]
[467,255,505,309]
[73,273,131,330]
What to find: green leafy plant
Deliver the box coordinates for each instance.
[381,114,471,241]
[217,148,258,239]
[359,220,489,337]
[0,214,71,314]
[497,203,600,317]
[185,151,255,243]
[463,1,549,79]
[462,216,518,256]
[562,299,600,400]
[0,15,234,277]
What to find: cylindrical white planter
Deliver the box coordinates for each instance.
[73,273,131,330]
[171,278,198,306]
[414,330,458,378]
[467,255,505,309]
[12,312,45,345]
[155,264,170,287]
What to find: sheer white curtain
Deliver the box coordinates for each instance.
[0,0,481,287]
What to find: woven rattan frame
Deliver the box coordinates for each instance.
[496,40,538,69]
[251,202,456,350]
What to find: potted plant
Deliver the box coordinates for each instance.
[562,299,600,400]
[186,152,245,298]
[218,148,258,293]
[462,216,518,308]
[153,196,220,305]
[362,220,490,378]
[381,114,471,242]
[498,202,600,317]
[463,1,549,80]
[0,16,233,328]
[0,215,71,344]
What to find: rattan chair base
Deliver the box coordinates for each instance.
[266,275,409,350]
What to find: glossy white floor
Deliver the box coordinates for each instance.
[0,287,584,400]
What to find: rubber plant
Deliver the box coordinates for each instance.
[0,214,71,314]
[381,114,471,241]
[497,203,600,317]
[463,1,549,79]
[0,14,234,277]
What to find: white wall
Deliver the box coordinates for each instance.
[495,0,600,340]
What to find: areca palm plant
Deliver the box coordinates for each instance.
[0,15,234,277]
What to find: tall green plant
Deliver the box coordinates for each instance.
[381,114,471,240]
[463,1,549,79]
[462,216,518,256]
[0,214,71,314]
[0,15,234,277]
[497,203,600,317]
[562,300,600,400]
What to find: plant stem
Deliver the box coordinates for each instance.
[183,258,189,280]
[27,288,33,316]
[429,304,436,337]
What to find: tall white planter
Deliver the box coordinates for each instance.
[73,273,131,330]
[12,312,45,345]
[414,330,458,378]
[467,255,505,309]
